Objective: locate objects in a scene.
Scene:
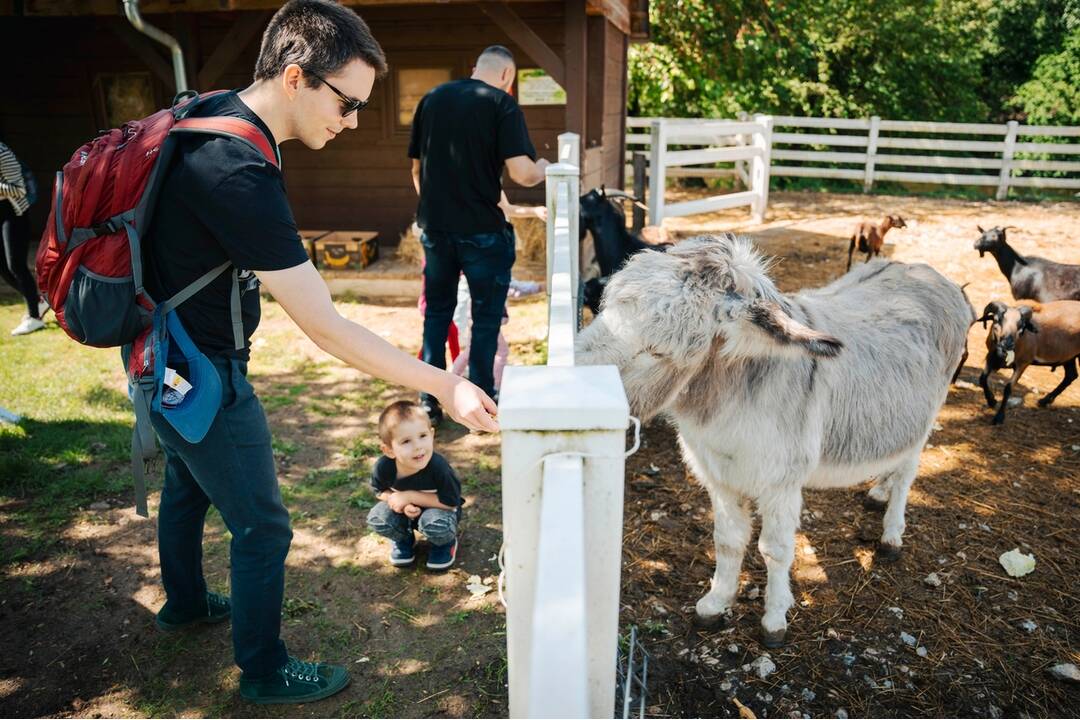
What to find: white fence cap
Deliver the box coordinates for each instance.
[499,365,629,431]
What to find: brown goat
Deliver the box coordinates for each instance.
[977,300,1080,424]
[847,215,906,270]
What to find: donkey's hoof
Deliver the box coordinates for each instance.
[876,542,902,562]
[692,612,728,630]
[761,627,787,648]
[862,494,887,512]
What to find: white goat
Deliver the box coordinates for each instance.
[576,234,972,646]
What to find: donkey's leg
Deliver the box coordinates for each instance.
[694,484,752,625]
[757,487,802,647]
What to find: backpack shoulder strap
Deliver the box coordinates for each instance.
[171,117,280,169]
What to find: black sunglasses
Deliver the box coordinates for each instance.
[305,69,368,117]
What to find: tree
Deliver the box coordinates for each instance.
[977,0,1078,121]
[629,0,989,121]
[1013,27,1080,125]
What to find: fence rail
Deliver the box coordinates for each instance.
[626,116,1080,216]
[499,133,631,718]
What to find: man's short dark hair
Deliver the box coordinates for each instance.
[477,45,515,68]
[255,0,388,86]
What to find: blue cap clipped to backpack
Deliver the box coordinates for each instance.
[154,310,222,442]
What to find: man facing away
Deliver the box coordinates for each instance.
[409,45,550,423]
[139,0,497,705]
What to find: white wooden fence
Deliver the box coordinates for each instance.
[499,133,631,718]
[627,115,1080,220]
[644,117,774,224]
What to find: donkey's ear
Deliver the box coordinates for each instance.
[745,300,844,358]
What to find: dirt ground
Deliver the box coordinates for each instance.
[1,189,1078,718]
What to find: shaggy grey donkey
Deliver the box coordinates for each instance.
[576,234,972,646]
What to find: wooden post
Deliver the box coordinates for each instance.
[997,120,1018,201]
[864,115,880,193]
[735,110,751,188]
[564,0,587,140]
[632,152,646,232]
[648,119,666,225]
[751,115,773,223]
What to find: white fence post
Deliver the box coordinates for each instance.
[735,110,752,188]
[751,114,773,223]
[501,369,629,718]
[997,120,1018,201]
[864,115,881,193]
[648,119,667,225]
[503,135,630,717]
[559,131,581,169]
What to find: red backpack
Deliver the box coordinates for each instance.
[35,90,279,515]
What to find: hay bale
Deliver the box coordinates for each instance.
[396,213,548,267]
[396,222,423,266]
[511,215,546,263]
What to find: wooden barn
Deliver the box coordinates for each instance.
[0,0,648,250]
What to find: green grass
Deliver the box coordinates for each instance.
[0,300,133,564]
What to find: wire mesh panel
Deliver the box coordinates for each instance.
[615,626,649,719]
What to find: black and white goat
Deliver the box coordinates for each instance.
[579,187,670,313]
[974,226,1080,302]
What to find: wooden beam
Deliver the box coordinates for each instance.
[108,21,174,87]
[585,0,629,35]
[629,0,649,41]
[477,2,565,88]
[564,0,586,138]
[197,11,270,89]
[14,0,553,16]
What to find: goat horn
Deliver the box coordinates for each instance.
[602,189,644,203]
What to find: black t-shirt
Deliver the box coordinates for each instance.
[369,452,463,508]
[408,78,536,234]
[145,91,310,359]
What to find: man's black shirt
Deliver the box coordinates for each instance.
[408,78,536,234]
[370,453,463,508]
[145,91,309,359]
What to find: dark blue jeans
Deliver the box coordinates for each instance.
[420,224,515,398]
[146,356,291,679]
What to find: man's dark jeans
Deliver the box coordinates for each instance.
[146,355,292,679]
[420,224,515,399]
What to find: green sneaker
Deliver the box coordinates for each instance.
[155,591,231,632]
[239,656,350,705]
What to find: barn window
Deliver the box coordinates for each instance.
[397,68,453,127]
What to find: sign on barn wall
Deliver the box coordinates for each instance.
[517,68,566,106]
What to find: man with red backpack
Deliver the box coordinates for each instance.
[39,0,497,705]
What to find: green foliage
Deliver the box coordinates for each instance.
[629,0,1080,125]
[977,0,1078,120]
[1013,27,1080,125]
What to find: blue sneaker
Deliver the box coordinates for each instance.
[390,534,415,567]
[426,539,458,570]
